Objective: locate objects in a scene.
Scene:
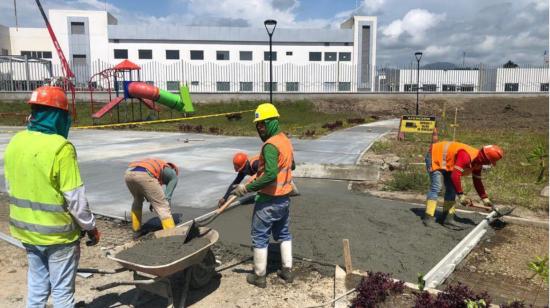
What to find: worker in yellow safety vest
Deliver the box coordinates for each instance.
[422,141,504,229]
[232,103,295,288]
[125,158,179,236]
[4,85,99,307]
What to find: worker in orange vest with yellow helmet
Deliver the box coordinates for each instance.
[232,103,295,288]
[422,141,504,228]
[125,158,179,235]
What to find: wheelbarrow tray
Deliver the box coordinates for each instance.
[106,227,218,278]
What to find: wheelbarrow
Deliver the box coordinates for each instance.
[93,226,219,308]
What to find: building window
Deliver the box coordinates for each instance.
[504,83,519,92]
[42,51,52,59]
[166,50,180,60]
[540,83,549,92]
[167,81,180,91]
[309,52,322,61]
[324,42,330,46]
[216,82,230,92]
[240,82,253,91]
[264,82,278,92]
[146,81,154,85]
[21,51,52,59]
[70,22,85,35]
[324,52,337,61]
[323,82,337,92]
[286,82,299,92]
[216,51,230,60]
[286,51,293,56]
[114,49,128,59]
[240,51,252,61]
[423,84,437,91]
[139,49,152,59]
[191,81,199,86]
[460,84,474,92]
[404,84,419,92]
[339,52,351,61]
[190,50,204,60]
[72,54,86,65]
[442,84,456,92]
[1,49,7,56]
[338,82,351,91]
[264,51,277,61]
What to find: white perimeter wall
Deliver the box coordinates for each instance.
[496,68,549,92]
[399,69,479,92]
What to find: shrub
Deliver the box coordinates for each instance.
[385,167,430,191]
[499,300,529,308]
[413,283,491,308]
[351,271,405,308]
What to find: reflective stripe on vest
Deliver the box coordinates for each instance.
[257,133,294,196]
[128,158,169,184]
[431,141,479,172]
[5,130,81,245]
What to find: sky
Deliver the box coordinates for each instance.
[1,0,548,66]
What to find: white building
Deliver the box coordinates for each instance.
[0,9,378,92]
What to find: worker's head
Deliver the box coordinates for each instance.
[167,162,179,175]
[477,145,504,166]
[233,152,249,172]
[27,86,71,138]
[253,103,280,141]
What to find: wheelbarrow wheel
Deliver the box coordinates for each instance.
[189,249,216,289]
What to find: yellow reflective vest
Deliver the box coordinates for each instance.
[5,130,81,245]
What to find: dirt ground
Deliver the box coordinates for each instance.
[314,96,548,131]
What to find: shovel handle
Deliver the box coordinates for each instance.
[216,194,238,215]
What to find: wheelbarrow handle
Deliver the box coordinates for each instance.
[93,279,156,291]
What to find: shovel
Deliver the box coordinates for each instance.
[466,199,515,217]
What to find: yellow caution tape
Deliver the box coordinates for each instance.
[73,109,255,130]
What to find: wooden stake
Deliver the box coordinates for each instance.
[342,239,353,274]
[452,107,458,141]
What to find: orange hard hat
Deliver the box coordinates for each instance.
[167,162,179,176]
[28,86,68,111]
[480,145,504,166]
[233,152,248,172]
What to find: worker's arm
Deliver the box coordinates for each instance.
[450,150,471,195]
[223,172,246,200]
[246,144,279,192]
[162,167,178,203]
[472,168,488,199]
[55,143,96,231]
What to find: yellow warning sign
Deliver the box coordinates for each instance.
[399,115,436,134]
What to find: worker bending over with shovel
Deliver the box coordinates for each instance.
[232,103,295,288]
[217,152,260,207]
[5,86,99,307]
[125,158,179,235]
[422,141,504,229]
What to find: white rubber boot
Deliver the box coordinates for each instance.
[247,248,267,288]
[278,241,294,283]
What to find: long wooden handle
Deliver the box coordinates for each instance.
[216,194,238,214]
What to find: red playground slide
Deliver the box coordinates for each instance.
[92,97,124,119]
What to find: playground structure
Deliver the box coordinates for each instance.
[88,59,194,124]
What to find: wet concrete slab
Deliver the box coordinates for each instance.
[208,178,490,283]
[0,119,398,219]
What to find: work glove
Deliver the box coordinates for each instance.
[457,194,470,206]
[85,228,100,246]
[482,198,494,209]
[218,198,226,208]
[233,184,248,197]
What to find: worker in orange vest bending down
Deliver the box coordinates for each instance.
[217,152,260,207]
[422,141,504,229]
[125,158,179,235]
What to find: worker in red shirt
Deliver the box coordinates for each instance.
[422,141,504,228]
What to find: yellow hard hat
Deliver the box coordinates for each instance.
[253,103,280,123]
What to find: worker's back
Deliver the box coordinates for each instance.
[5,130,80,245]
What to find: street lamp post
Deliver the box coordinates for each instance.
[414,51,423,115]
[264,19,277,104]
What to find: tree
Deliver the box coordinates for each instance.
[503,60,519,68]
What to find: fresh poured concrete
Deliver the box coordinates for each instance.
[0,119,398,219]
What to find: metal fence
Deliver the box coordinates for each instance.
[1,56,548,93]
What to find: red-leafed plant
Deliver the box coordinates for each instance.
[413,283,491,308]
[351,271,405,308]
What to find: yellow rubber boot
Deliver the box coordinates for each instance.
[443,201,456,214]
[440,201,463,230]
[161,217,176,229]
[131,210,142,232]
[422,200,437,227]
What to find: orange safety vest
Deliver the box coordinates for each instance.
[128,158,171,184]
[257,133,294,196]
[431,141,479,172]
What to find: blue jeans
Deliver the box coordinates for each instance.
[425,152,456,202]
[251,196,292,248]
[24,241,80,308]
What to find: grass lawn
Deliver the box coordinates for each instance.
[0,100,372,138]
[370,123,549,211]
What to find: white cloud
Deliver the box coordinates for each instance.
[425,45,452,57]
[381,9,446,42]
[362,0,385,14]
[478,35,497,52]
